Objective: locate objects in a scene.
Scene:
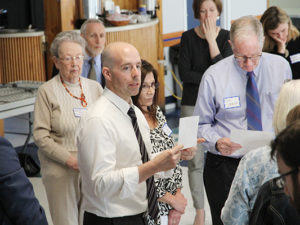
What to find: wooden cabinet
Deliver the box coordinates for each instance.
[0,32,46,82]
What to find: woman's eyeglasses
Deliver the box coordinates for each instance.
[141,82,159,92]
[58,55,84,65]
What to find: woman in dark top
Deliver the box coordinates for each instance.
[260,6,300,79]
[178,0,232,224]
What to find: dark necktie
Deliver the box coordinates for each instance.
[88,58,97,81]
[127,107,159,221]
[246,71,262,130]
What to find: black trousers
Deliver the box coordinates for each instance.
[83,211,146,225]
[204,152,241,225]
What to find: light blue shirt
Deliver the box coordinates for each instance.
[193,53,292,155]
[221,146,279,225]
[81,54,102,84]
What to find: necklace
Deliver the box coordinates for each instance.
[60,76,88,107]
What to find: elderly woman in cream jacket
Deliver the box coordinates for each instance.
[33,31,103,225]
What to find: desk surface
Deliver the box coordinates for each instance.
[0,81,43,119]
[105,18,159,32]
[0,98,36,119]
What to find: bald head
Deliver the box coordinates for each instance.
[101,42,142,102]
[102,42,140,69]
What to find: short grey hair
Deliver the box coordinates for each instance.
[230,15,264,50]
[80,19,104,35]
[50,31,86,57]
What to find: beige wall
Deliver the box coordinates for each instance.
[269,0,300,15]
[269,0,300,8]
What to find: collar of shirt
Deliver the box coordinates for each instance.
[103,88,134,117]
[84,54,101,67]
[83,54,101,70]
[82,54,102,83]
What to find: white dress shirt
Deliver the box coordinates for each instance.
[77,88,152,218]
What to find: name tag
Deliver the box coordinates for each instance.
[73,108,87,118]
[290,53,300,64]
[162,123,173,136]
[224,96,240,109]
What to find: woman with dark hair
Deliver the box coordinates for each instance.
[261,6,300,79]
[178,0,232,224]
[132,60,160,126]
[132,60,188,225]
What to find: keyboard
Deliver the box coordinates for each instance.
[0,80,44,105]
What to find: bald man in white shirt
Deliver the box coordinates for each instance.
[77,42,196,225]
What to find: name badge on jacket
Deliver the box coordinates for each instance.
[290,53,300,64]
[73,108,87,118]
[162,123,173,136]
[224,96,241,109]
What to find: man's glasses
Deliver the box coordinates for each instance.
[141,82,159,92]
[277,167,299,186]
[58,55,84,64]
[234,54,262,63]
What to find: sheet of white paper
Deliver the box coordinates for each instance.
[178,116,199,149]
[230,129,274,156]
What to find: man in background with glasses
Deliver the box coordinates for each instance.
[271,120,300,214]
[193,15,292,225]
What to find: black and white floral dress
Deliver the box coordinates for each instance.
[147,106,183,225]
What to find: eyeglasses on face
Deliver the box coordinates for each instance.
[58,55,84,64]
[277,167,299,186]
[141,82,159,92]
[234,54,262,63]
